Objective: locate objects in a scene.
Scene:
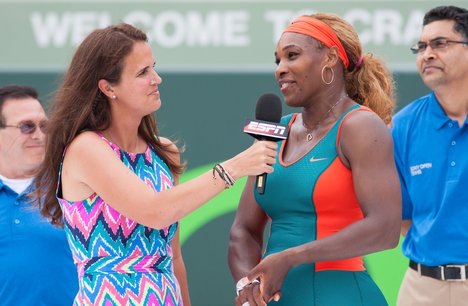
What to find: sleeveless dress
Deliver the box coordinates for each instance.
[56,133,182,306]
[255,105,387,306]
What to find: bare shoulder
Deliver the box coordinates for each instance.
[341,109,391,141]
[64,131,119,169]
[61,131,120,198]
[67,131,110,155]
[339,109,393,161]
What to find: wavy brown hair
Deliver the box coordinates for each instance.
[35,23,184,226]
[312,13,396,124]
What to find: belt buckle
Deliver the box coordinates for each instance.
[445,265,467,281]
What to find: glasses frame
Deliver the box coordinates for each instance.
[2,120,47,135]
[410,38,468,54]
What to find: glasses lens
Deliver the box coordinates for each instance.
[39,121,48,133]
[417,43,426,53]
[430,39,447,50]
[410,43,425,54]
[18,122,37,134]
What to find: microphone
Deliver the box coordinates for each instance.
[243,93,288,194]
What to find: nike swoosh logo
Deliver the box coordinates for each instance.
[310,157,328,162]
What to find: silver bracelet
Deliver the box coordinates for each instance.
[236,277,260,296]
[236,277,250,296]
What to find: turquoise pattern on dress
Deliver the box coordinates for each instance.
[57,133,182,305]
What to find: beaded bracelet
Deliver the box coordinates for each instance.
[217,163,236,186]
[212,163,236,188]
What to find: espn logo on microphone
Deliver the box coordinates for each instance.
[244,119,288,140]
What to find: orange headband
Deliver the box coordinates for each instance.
[283,16,349,69]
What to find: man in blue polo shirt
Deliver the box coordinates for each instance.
[0,85,77,305]
[391,5,468,306]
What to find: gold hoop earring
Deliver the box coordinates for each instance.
[321,66,334,85]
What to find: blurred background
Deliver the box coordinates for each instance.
[1,1,464,305]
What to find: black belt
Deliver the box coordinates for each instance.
[410,260,468,281]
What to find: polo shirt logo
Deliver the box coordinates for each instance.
[410,163,432,176]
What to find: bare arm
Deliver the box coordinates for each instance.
[228,176,269,305]
[288,111,401,262]
[62,131,277,229]
[228,176,269,280]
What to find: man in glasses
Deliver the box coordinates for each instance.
[391,6,468,306]
[0,85,77,304]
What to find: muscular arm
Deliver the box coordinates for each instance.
[287,111,401,264]
[228,177,270,305]
[228,176,269,281]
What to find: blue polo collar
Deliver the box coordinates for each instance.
[429,92,468,130]
[428,92,450,130]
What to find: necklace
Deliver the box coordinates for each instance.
[302,94,348,142]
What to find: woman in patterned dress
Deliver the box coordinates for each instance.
[34,23,277,306]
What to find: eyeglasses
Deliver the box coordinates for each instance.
[410,38,468,54]
[2,121,47,134]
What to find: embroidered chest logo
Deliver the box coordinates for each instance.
[410,163,432,176]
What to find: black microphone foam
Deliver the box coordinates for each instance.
[250,93,284,195]
[255,93,282,123]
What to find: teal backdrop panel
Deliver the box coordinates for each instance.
[0,71,428,305]
[0,71,428,168]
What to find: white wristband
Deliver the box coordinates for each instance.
[236,277,250,296]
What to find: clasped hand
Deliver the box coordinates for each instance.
[235,252,290,306]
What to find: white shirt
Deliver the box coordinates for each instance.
[0,174,33,194]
